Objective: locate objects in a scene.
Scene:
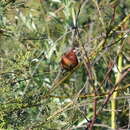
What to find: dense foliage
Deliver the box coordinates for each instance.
[0,0,130,129]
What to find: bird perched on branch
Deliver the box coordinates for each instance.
[61,48,78,70]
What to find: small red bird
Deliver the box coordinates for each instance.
[61,48,78,70]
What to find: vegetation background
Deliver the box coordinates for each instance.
[0,0,130,129]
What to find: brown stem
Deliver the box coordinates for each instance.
[88,69,129,129]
